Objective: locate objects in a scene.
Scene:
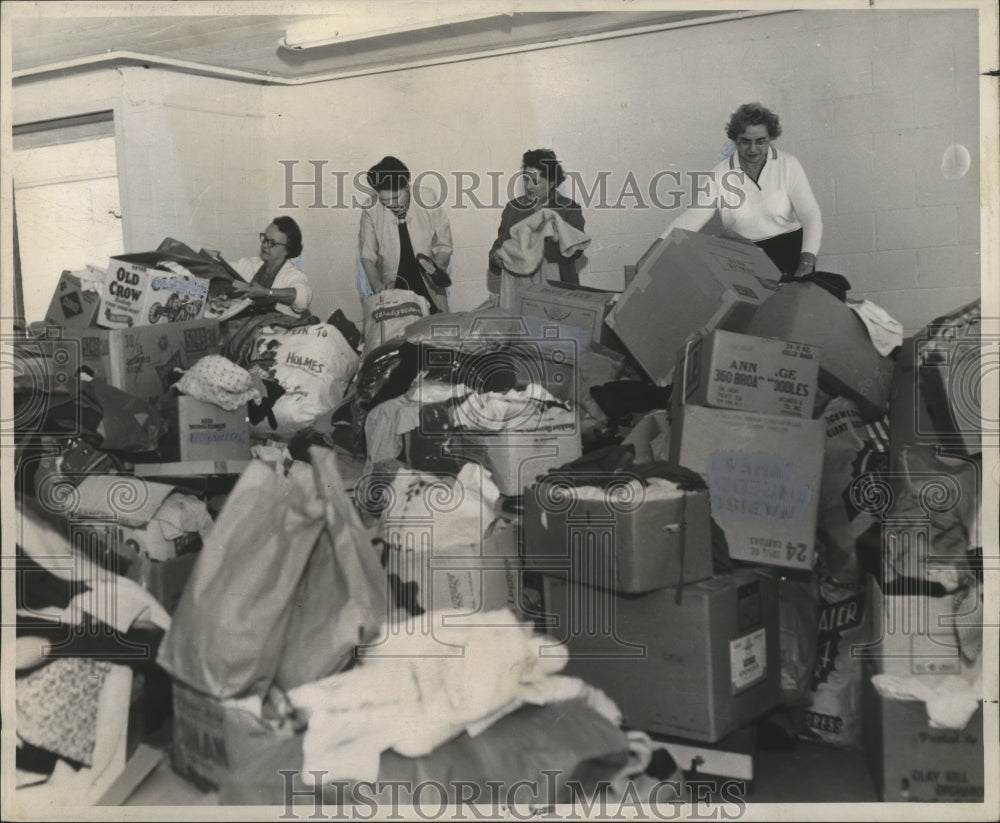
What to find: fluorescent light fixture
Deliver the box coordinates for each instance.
[279,11,507,50]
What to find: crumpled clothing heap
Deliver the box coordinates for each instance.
[175,354,265,410]
[288,608,621,784]
[19,503,172,634]
[498,208,591,276]
[453,383,572,432]
[363,378,470,466]
[138,492,215,561]
[872,666,983,730]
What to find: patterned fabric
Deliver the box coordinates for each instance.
[175,354,264,411]
[17,657,112,766]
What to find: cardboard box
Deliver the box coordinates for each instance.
[165,395,251,463]
[862,674,984,802]
[865,577,967,678]
[518,281,618,347]
[522,481,713,593]
[106,320,222,406]
[131,459,255,479]
[676,329,819,418]
[669,404,824,571]
[45,270,102,329]
[746,282,894,421]
[171,682,303,793]
[100,252,211,329]
[604,229,781,386]
[382,516,523,616]
[544,568,781,741]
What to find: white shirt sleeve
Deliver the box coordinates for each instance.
[659,170,721,240]
[786,155,823,256]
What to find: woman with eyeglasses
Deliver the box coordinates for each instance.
[487,149,585,297]
[657,103,823,281]
[230,216,312,315]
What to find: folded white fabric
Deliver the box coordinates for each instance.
[289,608,621,784]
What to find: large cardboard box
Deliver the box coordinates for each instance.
[604,229,781,386]
[382,516,523,616]
[171,682,303,793]
[669,404,824,571]
[87,320,221,406]
[164,395,251,463]
[450,427,583,496]
[865,577,968,678]
[45,270,102,330]
[676,329,819,418]
[544,568,781,741]
[518,280,618,347]
[100,252,211,329]
[746,282,894,421]
[522,481,713,593]
[862,674,984,802]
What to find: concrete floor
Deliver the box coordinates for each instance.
[118,733,880,808]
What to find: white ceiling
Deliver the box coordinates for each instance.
[11,9,739,82]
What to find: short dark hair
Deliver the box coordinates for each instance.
[366,156,411,193]
[726,103,783,141]
[521,148,566,187]
[271,216,302,258]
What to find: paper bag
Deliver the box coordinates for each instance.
[157,447,387,698]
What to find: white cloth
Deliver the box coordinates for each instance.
[662,146,823,256]
[848,299,904,356]
[871,668,983,730]
[18,504,172,633]
[453,383,572,432]
[288,609,621,784]
[232,257,312,313]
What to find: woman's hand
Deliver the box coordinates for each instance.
[793,252,817,278]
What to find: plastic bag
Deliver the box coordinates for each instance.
[157,447,387,698]
[249,322,360,440]
[798,577,870,749]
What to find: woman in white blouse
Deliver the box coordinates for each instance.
[661,102,823,281]
[230,216,312,315]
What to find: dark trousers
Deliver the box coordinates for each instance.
[755,228,804,281]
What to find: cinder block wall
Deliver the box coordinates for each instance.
[269,8,982,331]
[14,9,983,334]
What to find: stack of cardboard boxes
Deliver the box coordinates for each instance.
[520,229,976,793]
[28,253,255,617]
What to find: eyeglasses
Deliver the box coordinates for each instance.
[259,233,287,249]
